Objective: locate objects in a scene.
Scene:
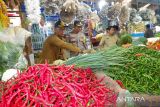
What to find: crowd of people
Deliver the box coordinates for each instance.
[23,18,155,66]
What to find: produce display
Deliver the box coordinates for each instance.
[0,1,160,107]
[128,22,145,33]
[0,41,21,74]
[65,46,160,95]
[0,0,9,31]
[65,47,128,71]
[155,32,160,37]
[118,33,132,46]
[132,37,148,45]
[0,64,117,107]
[107,46,160,95]
[147,40,160,51]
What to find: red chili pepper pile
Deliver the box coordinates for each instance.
[0,64,117,107]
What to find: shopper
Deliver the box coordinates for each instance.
[144,24,154,38]
[99,26,118,49]
[39,16,48,38]
[68,20,87,57]
[40,20,82,64]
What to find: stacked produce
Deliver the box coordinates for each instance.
[155,32,160,37]
[147,40,160,51]
[0,41,21,74]
[0,64,117,107]
[0,0,10,31]
[128,22,145,32]
[132,37,148,45]
[107,46,160,95]
[65,47,128,71]
[65,46,160,95]
[118,33,132,46]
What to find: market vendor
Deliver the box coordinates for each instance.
[144,24,154,38]
[99,26,118,49]
[39,20,82,64]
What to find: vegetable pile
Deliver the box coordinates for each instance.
[132,37,148,45]
[155,32,160,37]
[107,46,160,95]
[65,46,160,95]
[0,64,117,107]
[147,40,160,51]
[118,33,132,46]
[0,41,21,74]
[65,47,128,71]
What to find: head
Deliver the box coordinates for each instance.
[40,16,45,27]
[54,20,65,37]
[106,26,117,36]
[146,24,150,30]
[73,20,83,34]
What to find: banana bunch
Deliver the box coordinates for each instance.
[0,0,9,30]
[0,0,7,14]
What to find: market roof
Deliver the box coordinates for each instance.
[132,0,160,5]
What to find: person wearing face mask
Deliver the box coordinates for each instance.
[39,20,83,64]
[99,26,119,49]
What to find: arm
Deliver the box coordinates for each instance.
[51,36,82,53]
[99,35,105,48]
[23,37,32,66]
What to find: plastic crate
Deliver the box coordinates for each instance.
[131,33,144,37]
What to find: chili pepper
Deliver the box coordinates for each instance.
[1,64,117,107]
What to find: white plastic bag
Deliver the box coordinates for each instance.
[2,69,20,82]
[15,54,28,70]
[0,27,32,46]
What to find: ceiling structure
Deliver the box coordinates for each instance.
[132,0,160,5]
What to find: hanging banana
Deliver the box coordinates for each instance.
[0,0,10,30]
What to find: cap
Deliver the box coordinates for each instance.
[54,20,65,28]
[74,20,83,27]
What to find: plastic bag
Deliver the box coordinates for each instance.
[0,27,31,46]
[14,27,32,45]
[15,54,28,70]
[2,69,20,82]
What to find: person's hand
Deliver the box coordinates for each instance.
[83,49,96,54]
[82,50,89,53]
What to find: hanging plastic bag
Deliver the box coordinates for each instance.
[15,54,28,70]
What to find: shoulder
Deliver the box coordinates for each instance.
[46,35,59,41]
[102,34,110,39]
